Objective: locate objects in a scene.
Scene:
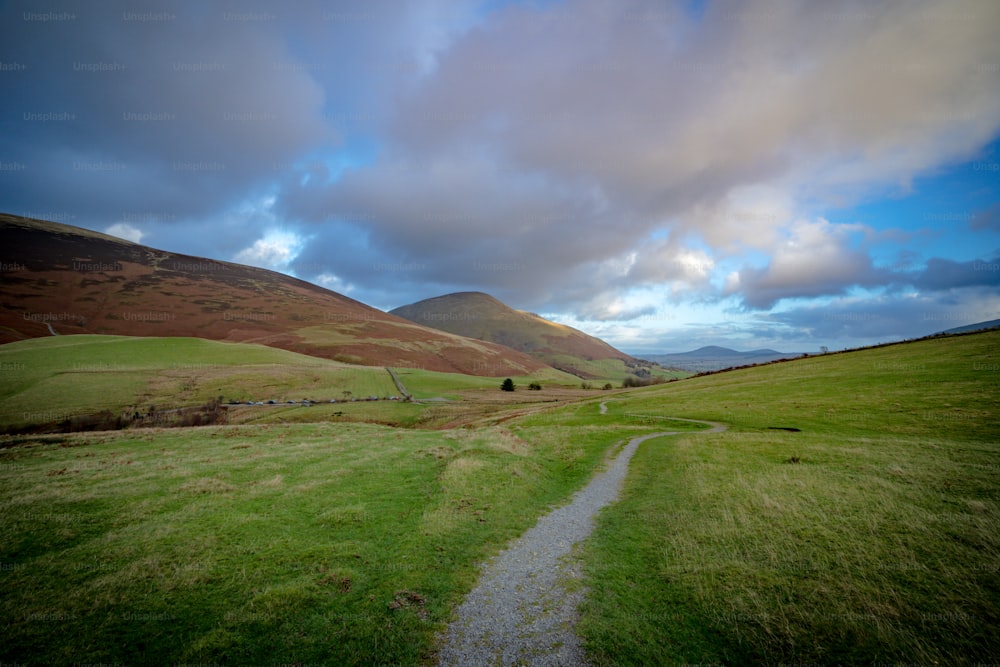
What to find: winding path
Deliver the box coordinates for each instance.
[436,413,726,666]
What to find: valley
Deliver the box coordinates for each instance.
[1,328,997,665]
[1,215,998,665]
[5,3,999,664]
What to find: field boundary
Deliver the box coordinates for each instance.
[385,367,413,401]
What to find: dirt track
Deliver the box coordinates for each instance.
[437,414,727,666]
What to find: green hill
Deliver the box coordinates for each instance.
[0,334,583,432]
[579,329,1000,664]
[0,335,401,431]
[0,330,995,664]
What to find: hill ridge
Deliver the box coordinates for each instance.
[0,213,547,376]
[390,291,642,379]
[938,318,1000,335]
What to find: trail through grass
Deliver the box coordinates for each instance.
[0,404,672,665]
[1,330,996,664]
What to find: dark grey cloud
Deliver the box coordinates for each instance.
[912,255,1000,291]
[0,0,338,225]
[732,231,1000,311]
[768,287,1000,345]
[614,285,1000,355]
[0,0,493,271]
[971,203,1000,233]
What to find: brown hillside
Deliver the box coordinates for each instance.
[391,291,638,377]
[0,214,546,376]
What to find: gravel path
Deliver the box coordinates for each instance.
[436,417,726,666]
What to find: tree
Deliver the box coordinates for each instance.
[500,378,515,392]
[820,346,829,354]
[528,382,542,390]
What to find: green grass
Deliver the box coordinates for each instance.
[0,335,588,431]
[0,402,671,665]
[579,331,1000,665]
[0,335,402,429]
[229,400,429,428]
[394,366,581,399]
[1,330,997,664]
[0,334,662,434]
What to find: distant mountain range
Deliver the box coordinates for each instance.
[0,214,547,376]
[938,319,1000,335]
[391,291,645,379]
[649,319,1000,372]
[646,346,805,373]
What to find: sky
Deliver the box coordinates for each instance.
[2,0,999,355]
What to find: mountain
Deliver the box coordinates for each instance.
[647,346,804,373]
[938,319,1000,335]
[0,214,547,376]
[390,291,643,379]
[676,345,783,358]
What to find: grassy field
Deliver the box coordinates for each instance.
[579,331,1000,665]
[0,335,403,429]
[392,365,581,399]
[227,399,431,428]
[0,335,588,432]
[0,402,674,665]
[226,389,601,430]
[0,330,996,664]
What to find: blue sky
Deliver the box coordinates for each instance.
[2,0,998,354]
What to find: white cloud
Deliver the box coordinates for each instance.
[724,271,741,294]
[727,218,887,309]
[314,273,355,294]
[105,223,144,244]
[234,230,305,272]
